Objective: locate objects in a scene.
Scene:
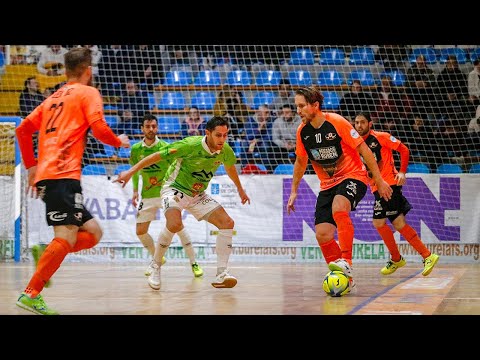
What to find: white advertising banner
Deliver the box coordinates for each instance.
[26,174,480,263]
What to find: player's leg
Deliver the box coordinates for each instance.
[146,188,188,289]
[190,193,235,288]
[177,224,203,277]
[391,189,439,276]
[17,179,85,315]
[329,179,367,271]
[372,188,406,274]
[136,198,167,276]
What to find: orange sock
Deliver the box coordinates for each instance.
[377,224,401,262]
[333,211,354,263]
[399,224,430,259]
[71,231,98,253]
[319,239,342,264]
[24,237,71,298]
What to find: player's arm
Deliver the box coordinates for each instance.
[90,120,128,148]
[358,142,392,201]
[114,148,177,187]
[129,151,140,207]
[395,142,409,186]
[287,154,308,215]
[224,164,250,205]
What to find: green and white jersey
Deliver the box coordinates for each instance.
[160,136,236,197]
[129,137,172,199]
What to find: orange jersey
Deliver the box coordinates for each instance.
[296,112,368,191]
[361,130,400,192]
[22,82,106,183]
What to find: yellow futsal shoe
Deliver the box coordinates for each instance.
[422,253,439,276]
[380,256,407,275]
[191,262,204,277]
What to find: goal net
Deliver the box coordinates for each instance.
[1,45,479,263]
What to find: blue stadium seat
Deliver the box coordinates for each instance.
[163,70,192,86]
[289,48,315,65]
[407,163,430,173]
[379,70,406,86]
[215,164,227,175]
[322,91,341,110]
[470,48,480,62]
[191,91,216,110]
[347,69,375,86]
[317,70,344,86]
[349,47,376,65]
[104,115,120,127]
[226,70,252,86]
[288,70,312,86]
[469,163,480,173]
[437,164,463,174]
[255,70,282,86]
[439,48,467,64]
[157,116,181,134]
[114,164,131,175]
[157,92,186,110]
[409,48,437,64]
[82,164,107,175]
[252,91,277,109]
[319,48,345,65]
[273,164,294,175]
[93,144,116,158]
[148,92,156,110]
[193,70,221,86]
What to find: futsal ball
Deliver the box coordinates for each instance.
[322,270,350,297]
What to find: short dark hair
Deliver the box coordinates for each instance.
[64,47,92,78]
[295,86,324,109]
[24,77,36,88]
[474,59,480,66]
[206,116,229,131]
[142,113,157,125]
[355,112,372,122]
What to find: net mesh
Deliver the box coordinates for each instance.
[1,45,479,261]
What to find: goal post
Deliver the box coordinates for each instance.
[0,116,22,262]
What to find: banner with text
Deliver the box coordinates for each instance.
[26,174,480,262]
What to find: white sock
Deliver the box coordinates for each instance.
[137,233,155,256]
[154,228,174,265]
[216,229,233,275]
[177,228,195,264]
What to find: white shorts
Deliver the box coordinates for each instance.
[136,197,163,223]
[161,186,222,221]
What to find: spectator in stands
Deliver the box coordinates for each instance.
[438,116,474,159]
[339,80,376,121]
[37,45,68,76]
[467,105,480,133]
[244,104,274,169]
[9,45,28,64]
[271,104,302,165]
[0,46,5,75]
[182,106,206,137]
[118,79,151,133]
[167,46,199,73]
[271,79,295,117]
[467,59,480,106]
[19,77,45,117]
[127,45,164,92]
[213,86,251,140]
[375,45,409,72]
[372,75,412,125]
[405,54,437,116]
[395,114,440,171]
[436,55,468,100]
[97,45,130,98]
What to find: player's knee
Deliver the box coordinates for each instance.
[167,222,183,233]
[316,230,333,243]
[219,217,234,229]
[372,219,386,229]
[93,228,102,244]
[391,216,406,232]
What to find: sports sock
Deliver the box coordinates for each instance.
[333,211,354,263]
[216,229,233,275]
[24,237,71,298]
[177,228,196,264]
[137,233,155,256]
[153,227,174,264]
[376,224,401,262]
[399,224,430,259]
[319,239,342,264]
[71,231,98,253]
